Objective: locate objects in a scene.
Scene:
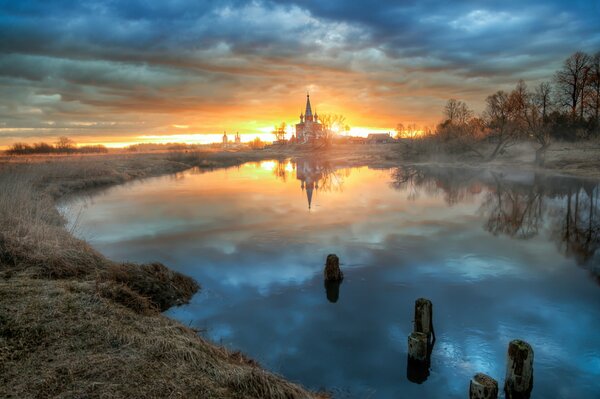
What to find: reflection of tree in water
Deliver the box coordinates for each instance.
[390,166,483,204]
[480,175,544,239]
[272,160,289,182]
[553,183,600,267]
[390,166,600,276]
[480,175,599,271]
[480,175,599,268]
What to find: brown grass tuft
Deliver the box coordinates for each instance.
[105,262,200,311]
[97,281,157,315]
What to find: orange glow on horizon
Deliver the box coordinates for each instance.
[0,123,397,150]
[0,89,406,149]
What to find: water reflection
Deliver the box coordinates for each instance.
[324,279,342,303]
[389,165,600,275]
[66,159,600,398]
[554,183,600,268]
[270,158,347,209]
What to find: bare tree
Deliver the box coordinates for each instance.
[512,81,552,165]
[534,81,553,123]
[554,51,591,119]
[319,114,349,134]
[272,122,286,141]
[55,136,76,153]
[588,52,600,133]
[483,90,521,160]
[444,98,473,125]
[395,123,405,139]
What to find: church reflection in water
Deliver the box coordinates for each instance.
[272,158,346,210]
[296,158,327,210]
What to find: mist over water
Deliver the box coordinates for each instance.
[66,159,600,398]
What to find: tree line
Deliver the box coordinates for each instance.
[401,50,600,165]
[5,137,108,155]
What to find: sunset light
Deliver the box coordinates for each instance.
[3,1,596,147]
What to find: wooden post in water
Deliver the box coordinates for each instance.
[323,254,343,281]
[407,331,428,362]
[406,330,430,383]
[469,373,498,399]
[407,297,435,383]
[414,298,435,343]
[504,340,534,399]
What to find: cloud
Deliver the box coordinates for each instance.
[0,0,599,144]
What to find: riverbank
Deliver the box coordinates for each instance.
[392,139,600,179]
[0,151,325,398]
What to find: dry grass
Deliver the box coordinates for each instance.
[0,151,324,398]
[0,278,319,399]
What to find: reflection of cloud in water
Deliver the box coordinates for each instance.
[444,254,521,280]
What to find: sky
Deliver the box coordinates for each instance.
[1,0,599,147]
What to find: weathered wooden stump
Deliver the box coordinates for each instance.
[407,331,428,362]
[469,373,498,399]
[323,254,343,281]
[406,331,430,383]
[324,280,341,303]
[414,298,434,343]
[504,340,534,399]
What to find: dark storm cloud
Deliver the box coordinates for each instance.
[0,0,598,142]
[276,0,600,74]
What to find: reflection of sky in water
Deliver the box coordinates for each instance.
[67,162,600,398]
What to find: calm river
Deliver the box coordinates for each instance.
[66,159,600,398]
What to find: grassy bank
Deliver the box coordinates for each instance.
[0,150,324,398]
[394,139,600,179]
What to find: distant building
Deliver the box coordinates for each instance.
[367,133,393,144]
[348,136,367,144]
[222,131,228,148]
[234,132,241,144]
[295,93,325,144]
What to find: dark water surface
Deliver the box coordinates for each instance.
[66,160,600,398]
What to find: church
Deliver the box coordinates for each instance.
[295,93,325,144]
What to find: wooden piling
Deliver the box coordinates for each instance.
[504,340,534,399]
[469,373,498,399]
[323,254,343,281]
[407,298,435,384]
[414,298,434,342]
[407,331,428,362]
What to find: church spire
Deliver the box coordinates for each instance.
[306,181,314,209]
[305,92,313,121]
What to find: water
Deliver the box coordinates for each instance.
[65,159,600,398]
